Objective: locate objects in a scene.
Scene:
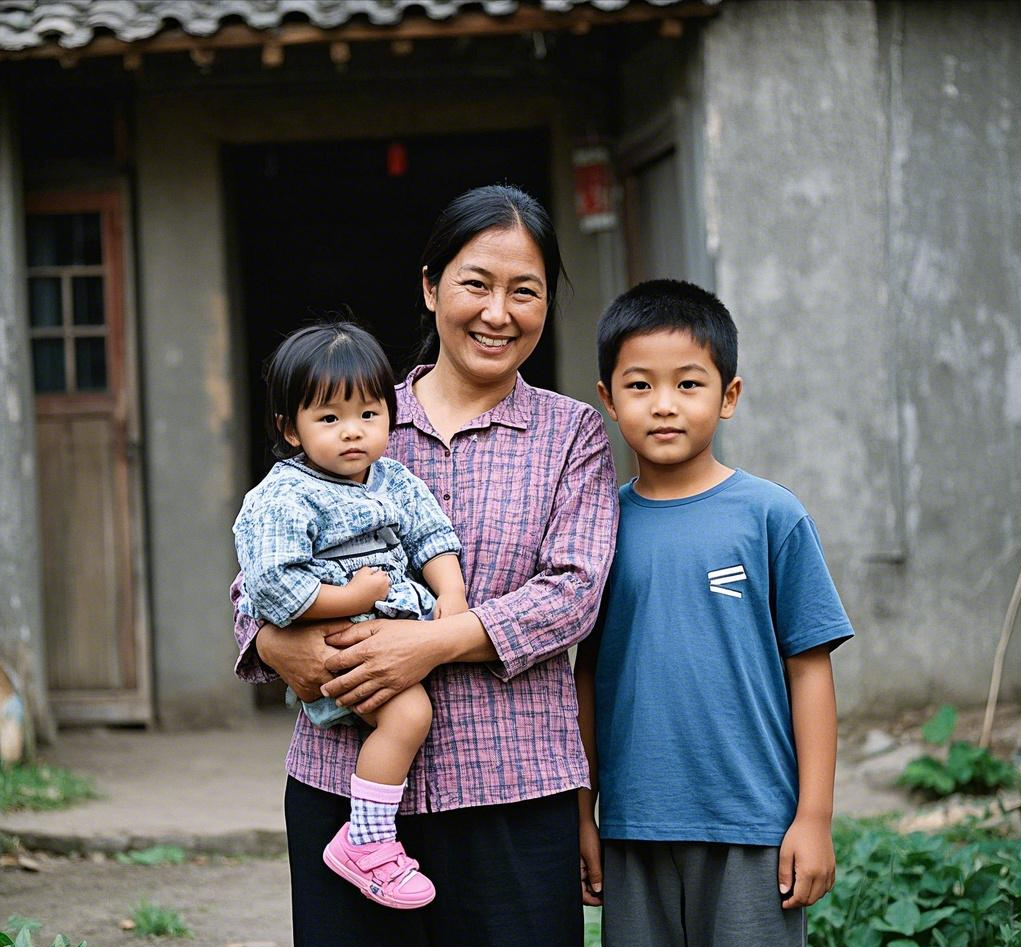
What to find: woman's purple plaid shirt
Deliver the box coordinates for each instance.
[233,367,619,813]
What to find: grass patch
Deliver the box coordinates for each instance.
[128,901,191,939]
[0,763,96,813]
[115,846,187,866]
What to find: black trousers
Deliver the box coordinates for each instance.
[285,776,583,947]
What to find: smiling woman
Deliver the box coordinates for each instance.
[233,185,619,947]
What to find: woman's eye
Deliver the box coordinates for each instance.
[514,287,539,298]
[463,279,486,290]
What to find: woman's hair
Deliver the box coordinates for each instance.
[264,321,398,460]
[415,184,565,365]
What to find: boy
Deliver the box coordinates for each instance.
[576,279,853,947]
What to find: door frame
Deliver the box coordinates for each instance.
[25,188,152,725]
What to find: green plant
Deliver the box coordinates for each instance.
[1,918,85,947]
[898,705,1020,798]
[809,817,1021,947]
[115,845,187,866]
[583,906,601,947]
[128,901,191,939]
[0,763,96,813]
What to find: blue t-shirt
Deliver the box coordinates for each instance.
[594,469,853,846]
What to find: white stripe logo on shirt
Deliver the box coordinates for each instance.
[708,564,747,598]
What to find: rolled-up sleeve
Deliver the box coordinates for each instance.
[471,408,618,681]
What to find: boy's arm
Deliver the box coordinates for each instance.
[421,553,468,619]
[574,635,603,906]
[300,566,391,620]
[779,643,838,910]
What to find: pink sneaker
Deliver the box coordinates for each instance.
[323,822,435,909]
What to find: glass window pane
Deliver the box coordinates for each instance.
[72,276,104,325]
[26,213,101,266]
[29,276,62,327]
[32,339,66,392]
[75,337,107,391]
[27,215,67,266]
[70,213,102,264]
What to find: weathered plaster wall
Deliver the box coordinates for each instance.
[0,84,53,744]
[134,83,609,724]
[702,0,1021,712]
[877,0,1021,705]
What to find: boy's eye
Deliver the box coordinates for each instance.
[679,380,701,390]
[625,381,651,390]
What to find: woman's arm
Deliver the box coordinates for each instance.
[469,407,618,681]
[231,572,342,702]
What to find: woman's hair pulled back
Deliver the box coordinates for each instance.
[264,321,398,460]
[415,184,565,365]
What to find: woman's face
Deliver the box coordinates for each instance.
[423,225,547,389]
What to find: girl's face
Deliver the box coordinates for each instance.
[284,388,389,483]
[422,225,547,389]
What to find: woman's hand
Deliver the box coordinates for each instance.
[321,618,446,714]
[255,621,342,702]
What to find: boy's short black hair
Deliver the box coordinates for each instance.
[264,321,398,460]
[597,279,738,393]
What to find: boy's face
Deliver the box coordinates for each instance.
[598,329,741,472]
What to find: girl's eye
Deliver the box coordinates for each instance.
[625,381,650,390]
[320,414,338,423]
[361,410,377,420]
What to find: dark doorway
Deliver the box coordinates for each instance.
[226,130,553,487]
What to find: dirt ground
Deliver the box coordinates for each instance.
[1,853,291,946]
[2,704,1019,945]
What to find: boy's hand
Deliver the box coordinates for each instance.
[433,592,469,620]
[579,817,604,906]
[348,566,391,611]
[778,813,835,909]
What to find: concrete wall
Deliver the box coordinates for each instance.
[134,81,610,725]
[701,0,1021,712]
[0,84,53,745]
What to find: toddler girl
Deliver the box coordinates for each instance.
[233,321,467,910]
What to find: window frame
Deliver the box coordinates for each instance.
[25,191,125,415]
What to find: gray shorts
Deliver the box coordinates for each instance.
[602,840,806,947]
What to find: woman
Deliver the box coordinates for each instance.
[232,184,618,946]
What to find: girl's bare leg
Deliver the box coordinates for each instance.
[354,683,432,785]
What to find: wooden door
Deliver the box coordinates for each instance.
[25,191,151,724]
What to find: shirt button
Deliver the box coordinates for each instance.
[444,450,451,457]
[443,493,450,501]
